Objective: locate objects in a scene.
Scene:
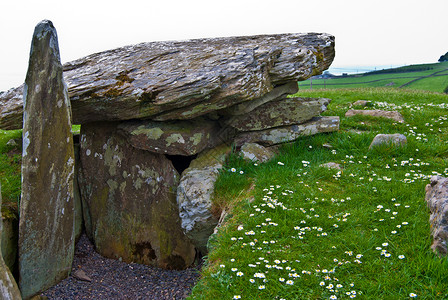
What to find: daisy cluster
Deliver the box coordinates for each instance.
[217,154,431,299]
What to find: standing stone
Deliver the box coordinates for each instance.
[19,20,75,299]
[0,183,22,300]
[177,144,231,254]
[78,122,195,269]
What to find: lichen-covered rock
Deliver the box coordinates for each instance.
[177,145,231,254]
[0,33,335,129]
[224,97,331,131]
[19,20,75,299]
[425,176,448,256]
[235,116,340,146]
[240,143,276,163]
[117,118,222,155]
[369,133,407,149]
[78,122,195,269]
[0,183,22,300]
[345,109,405,123]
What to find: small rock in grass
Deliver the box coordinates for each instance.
[351,100,372,107]
[6,139,17,146]
[369,133,407,149]
[319,162,342,170]
[345,109,405,123]
[240,143,276,163]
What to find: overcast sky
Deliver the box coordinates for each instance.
[1,0,447,91]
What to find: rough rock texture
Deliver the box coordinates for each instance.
[221,81,298,116]
[224,97,331,131]
[19,20,75,299]
[351,100,372,107]
[425,176,448,256]
[345,109,405,123]
[0,33,335,129]
[320,162,342,170]
[73,144,83,242]
[1,213,18,278]
[369,133,407,149]
[78,122,195,269]
[117,118,222,155]
[177,145,231,254]
[240,143,276,163]
[235,116,340,146]
[0,183,22,300]
[0,87,23,130]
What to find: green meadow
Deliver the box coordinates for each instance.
[1,86,447,299]
[189,88,448,299]
[299,62,448,93]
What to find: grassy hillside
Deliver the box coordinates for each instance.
[299,62,448,93]
[189,88,448,299]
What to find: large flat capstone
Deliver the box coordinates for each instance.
[0,33,334,129]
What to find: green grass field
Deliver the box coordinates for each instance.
[0,83,447,299]
[299,62,448,93]
[189,88,448,299]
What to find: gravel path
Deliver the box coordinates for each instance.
[41,234,200,299]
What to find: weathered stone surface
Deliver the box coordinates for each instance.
[369,133,407,149]
[72,269,91,282]
[425,176,448,256]
[240,143,276,163]
[224,97,331,131]
[351,100,372,107]
[19,20,75,299]
[320,162,342,170]
[221,81,298,116]
[0,33,335,129]
[78,122,195,269]
[345,109,405,123]
[117,118,222,155]
[1,210,18,277]
[73,144,83,242]
[0,87,23,130]
[235,116,340,146]
[177,144,231,254]
[0,183,22,300]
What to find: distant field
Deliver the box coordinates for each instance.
[299,61,448,93]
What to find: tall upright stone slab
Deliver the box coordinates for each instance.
[19,20,75,299]
[0,183,22,300]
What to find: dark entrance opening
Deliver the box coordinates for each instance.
[165,154,197,175]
